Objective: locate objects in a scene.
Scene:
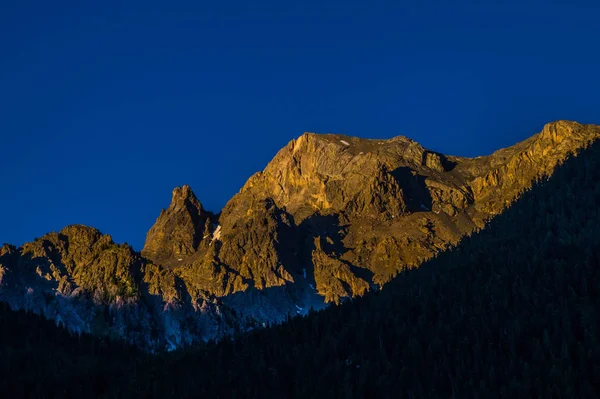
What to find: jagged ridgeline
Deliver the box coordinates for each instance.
[3,128,600,398]
[1,120,599,351]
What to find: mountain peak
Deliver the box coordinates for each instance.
[543,119,581,129]
[170,185,202,211]
[172,184,194,199]
[0,244,15,257]
[539,120,585,142]
[59,224,102,237]
[142,185,213,265]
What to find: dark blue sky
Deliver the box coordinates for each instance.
[1,0,599,250]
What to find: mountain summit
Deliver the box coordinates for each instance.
[142,185,216,267]
[1,120,599,350]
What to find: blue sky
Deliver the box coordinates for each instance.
[1,0,599,249]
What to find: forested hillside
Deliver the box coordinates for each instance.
[0,302,143,397]
[3,139,600,398]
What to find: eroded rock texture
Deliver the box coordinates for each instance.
[145,121,598,304]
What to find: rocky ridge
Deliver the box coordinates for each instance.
[1,120,598,350]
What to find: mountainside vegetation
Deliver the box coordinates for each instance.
[3,133,600,397]
[0,302,142,398]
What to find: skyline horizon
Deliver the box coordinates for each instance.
[3,0,599,250]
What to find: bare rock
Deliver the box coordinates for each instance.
[142,185,215,266]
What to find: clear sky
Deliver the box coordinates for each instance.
[1,0,599,250]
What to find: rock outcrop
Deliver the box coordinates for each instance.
[142,185,216,267]
[468,121,598,214]
[1,120,599,350]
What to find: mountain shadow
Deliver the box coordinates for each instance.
[433,151,457,172]
[391,166,433,212]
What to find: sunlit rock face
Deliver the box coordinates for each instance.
[204,121,599,291]
[2,120,599,350]
[142,185,216,267]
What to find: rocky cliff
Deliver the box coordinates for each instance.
[144,120,600,302]
[1,120,598,350]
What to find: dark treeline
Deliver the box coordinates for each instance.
[3,141,600,398]
[0,302,143,397]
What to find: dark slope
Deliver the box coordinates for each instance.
[110,139,600,397]
[0,302,144,398]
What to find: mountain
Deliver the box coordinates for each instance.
[1,120,599,350]
[4,123,600,398]
[142,133,599,398]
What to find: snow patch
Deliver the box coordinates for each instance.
[295,305,303,311]
[340,140,350,146]
[211,225,222,243]
[302,268,307,279]
[309,284,315,290]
